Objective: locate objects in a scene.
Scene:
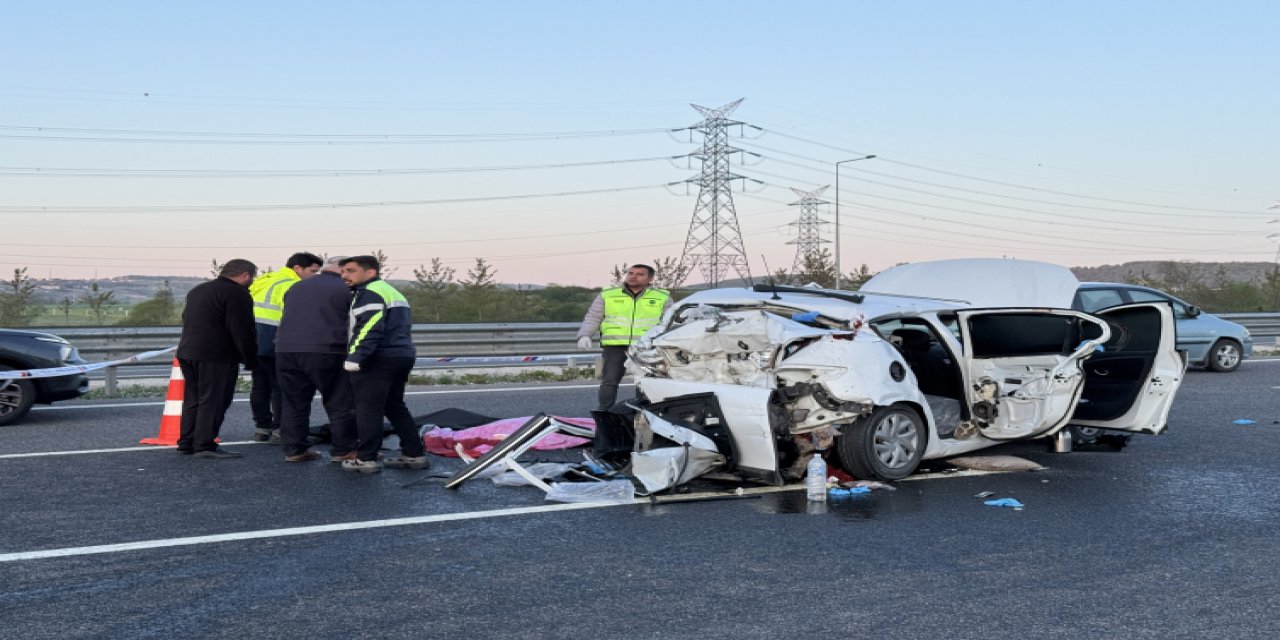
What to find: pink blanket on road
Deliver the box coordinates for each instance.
[423,416,596,458]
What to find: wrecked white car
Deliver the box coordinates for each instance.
[612,259,1186,486]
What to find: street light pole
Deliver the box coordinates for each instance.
[834,154,876,289]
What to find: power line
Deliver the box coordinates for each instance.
[0,184,668,214]
[0,155,678,178]
[749,127,1267,216]
[0,124,673,145]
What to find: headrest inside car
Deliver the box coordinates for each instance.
[891,329,932,350]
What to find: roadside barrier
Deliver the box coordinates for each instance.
[0,347,176,380]
[139,359,185,446]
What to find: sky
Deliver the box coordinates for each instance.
[2,1,1278,287]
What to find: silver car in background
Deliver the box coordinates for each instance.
[1073,282,1252,372]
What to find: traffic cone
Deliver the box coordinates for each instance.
[140,359,184,446]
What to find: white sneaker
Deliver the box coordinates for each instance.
[341,459,381,474]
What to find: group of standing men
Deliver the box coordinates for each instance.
[174,253,426,473]
[173,255,673,469]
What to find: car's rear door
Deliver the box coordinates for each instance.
[1069,302,1184,434]
[955,309,1110,440]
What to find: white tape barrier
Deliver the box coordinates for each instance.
[0,347,177,380]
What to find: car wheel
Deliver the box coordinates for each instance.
[1206,339,1242,372]
[0,374,36,427]
[836,405,925,481]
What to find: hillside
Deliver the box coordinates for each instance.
[1069,261,1277,284]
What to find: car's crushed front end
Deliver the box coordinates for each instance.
[622,297,922,488]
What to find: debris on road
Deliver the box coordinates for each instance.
[983,498,1025,509]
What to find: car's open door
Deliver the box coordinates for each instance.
[955,309,1110,440]
[1068,302,1185,434]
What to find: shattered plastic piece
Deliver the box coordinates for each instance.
[545,479,636,504]
[975,491,995,498]
[791,310,820,323]
[490,462,578,487]
[1232,419,1257,425]
[984,498,1025,508]
[632,446,726,493]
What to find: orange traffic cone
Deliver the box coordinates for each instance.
[140,359,184,446]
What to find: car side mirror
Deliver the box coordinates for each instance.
[1186,306,1202,318]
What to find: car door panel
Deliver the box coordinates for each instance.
[1071,302,1184,434]
[957,309,1109,440]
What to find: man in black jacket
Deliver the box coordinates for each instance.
[176,259,260,459]
[339,255,422,473]
[275,256,358,463]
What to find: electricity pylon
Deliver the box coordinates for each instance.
[677,99,754,288]
[786,185,831,281]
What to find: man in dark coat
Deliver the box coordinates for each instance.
[275,256,358,463]
[176,259,260,459]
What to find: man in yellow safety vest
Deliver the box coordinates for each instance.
[248,252,322,442]
[577,264,672,410]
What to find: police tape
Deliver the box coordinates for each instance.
[0,347,177,380]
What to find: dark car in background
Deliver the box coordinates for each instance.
[0,329,90,426]
[1073,282,1252,372]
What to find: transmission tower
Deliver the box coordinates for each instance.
[677,98,753,288]
[786,185,831,280]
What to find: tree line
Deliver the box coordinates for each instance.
[6,255,1276,328]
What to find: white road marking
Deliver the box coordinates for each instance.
[32,383,609,411]
[0,469,999,563]
[0,441,257,459]
[0,502,622,563]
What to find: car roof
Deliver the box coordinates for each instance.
[674,286,968,323]
[861,258,1079,308]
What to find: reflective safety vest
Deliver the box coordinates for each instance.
[600,287,669,346]
[249,267,302,326]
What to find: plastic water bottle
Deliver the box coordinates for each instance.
[805,452,828,502]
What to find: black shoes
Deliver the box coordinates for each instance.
[194,449,242,459]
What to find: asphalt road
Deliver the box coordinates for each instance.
[2,365,1279,640]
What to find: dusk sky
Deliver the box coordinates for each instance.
[3,1,1277,286]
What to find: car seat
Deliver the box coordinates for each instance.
[891,328,956,397]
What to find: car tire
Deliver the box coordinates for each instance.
[836,405,925,481]
[0,374,36,427]
[1206,339,1242,373]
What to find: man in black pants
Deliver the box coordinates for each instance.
[248,252,322,443]
[275,256,358,463]
[339,255,424,474]
[176,259,260,459]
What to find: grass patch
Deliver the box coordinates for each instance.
[83,384,172,400]
[408,367,596,386]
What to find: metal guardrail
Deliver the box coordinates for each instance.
[35,313,1280,393]
[43,323,587,394]
[47,322,583,362]
[48,313,1280,362]
[1219,313,1280,342]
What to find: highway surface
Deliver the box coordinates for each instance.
[3,365,1279,639]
